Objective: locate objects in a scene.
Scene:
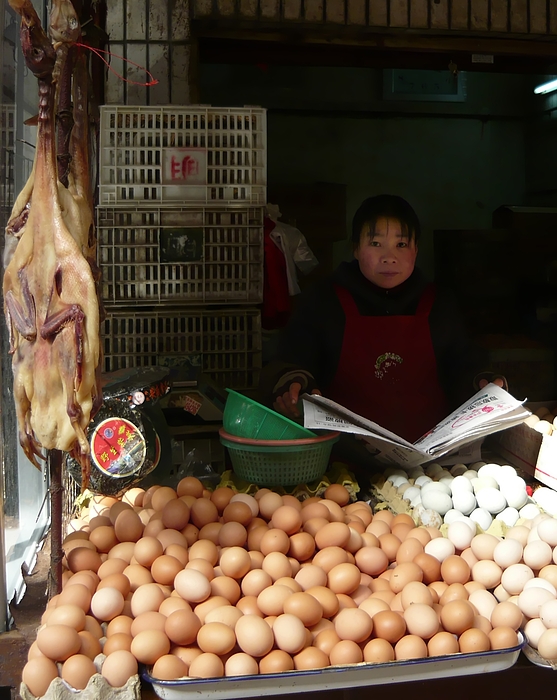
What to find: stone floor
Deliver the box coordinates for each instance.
[1,535,50,699]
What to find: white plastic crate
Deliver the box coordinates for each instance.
[102,307,262,390]
[99,106,267,206]
[97,206,264,305]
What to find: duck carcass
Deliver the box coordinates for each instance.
[3,0,101,487]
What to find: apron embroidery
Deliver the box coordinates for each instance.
[374,352,403,379]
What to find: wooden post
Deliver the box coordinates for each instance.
[48,450,64,597]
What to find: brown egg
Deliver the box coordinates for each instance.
[390,562,423,593]
[241,569,273,597]
[37,625,81,661]
[334,607,373,643]
[427,631,460,656]
[491,601,523,630]
[396,537,424,565]
[441,555,471,585]
[315,522,351,550]
[103,632,133,655]
[89,526,118,553]
[394,634,428,660]
[161,499,190,531]
[67,548,102,574]
[401,581,433,609]
[236,595,263,617]
[131,583,166,617]
[56,585,92,613]
[177,477,204,498]
[359,596,390,619]
[164,609,202,645]
[371,510,394,527]
[372,610,406,644]
[123,564,154,591]
[392,523,413,541]
[405,527,431,546]
[97,573,131,598]
[143,519,165,539]
[131,610,167,637]
[258,492,284,521]
[101,649,138,687]
[210,487,235,513]
[458,627,490,653]
[114,509,144,543]
[329,639,363,665]
[218,522,247,548]
[108,539,136,563]
[301,502,330,523]
[22,657,59,697]
[472,560,502,589]
[304,517,331,538]
[223,502,253,527]
[84,615,105,639]
[294,646,329,670]
[188,539,219,565]
[77,631,102,660]
[220,547,251,579]
[488,626,519,650]
[98,558,129,579]
[472,615,493,636]
[282,495,302,511]
[210,576,242,604]
[327,563,361,595]
[235,614,274,656]
[130,630,170,664]
[151,654,188,680]
[259,649,294,674]
[157,529,188,551]
[190,499,219,528]
[271,506,302,535]
[314,628,341,654]
[362,637,395,663]
[150,487,178,512]
[262,552,292,581]
[439,583,468,605]
[355,546,389,577]
[283,592,323,627]
[324,484,350,506]
[46,604,85,632]
[257,584,293,616]
[151,555,184,586]
[378,533,401,562]
[289,532,316,562]
[313,546,349,573]
[197,621,236,655]
[440,599,475,635]
[306,585,340,618]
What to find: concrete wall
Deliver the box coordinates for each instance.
[200,65,528,278]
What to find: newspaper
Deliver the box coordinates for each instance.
[301,383,531,468]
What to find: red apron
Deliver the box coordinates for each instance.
[326,283,448,443]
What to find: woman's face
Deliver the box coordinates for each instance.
[354,216,418,289]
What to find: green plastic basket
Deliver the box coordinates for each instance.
[223,389,316,440]
[219,428,340,486]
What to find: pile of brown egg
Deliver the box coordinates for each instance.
[23,477,537,697]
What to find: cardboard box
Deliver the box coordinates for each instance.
[493,401,557,491]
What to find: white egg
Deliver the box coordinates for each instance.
[523,617,548,649]
[523,540,553,570]
[469,508,493,532]
[462,470,479,481]
[472,476,499,494]
[533,488,557,516]
[518,587,555,619]
[500,483,528,510]
[424,537,455,562]
[493,538,523,569]
[384,467,408,479]
[524,578,557,597]
[537,518,557,546]
[450,475,474,494]
[415,475,433,488]
[468,589,498,619]
[540,599,557,628]
[447,520,475,549]
[421,490,453,516]
[401,486,421,503]
[496,464,519,485]
[422,481,452,496]
[452,491,477,516]
[410,494,423,508]
[493,584,511,602]
[478,463,503,480]
[444,508,466,524]
[495,507,520,528]
[476,487,507,515]
[417,508,443,529]
[408,467,425,480]
[501,563,535,595]
[469,461,487,470]
[520,503,542,520]
[387,475,409,488]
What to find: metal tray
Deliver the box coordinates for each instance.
[144,634,525,700]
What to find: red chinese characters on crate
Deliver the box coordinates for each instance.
[164,148,207,185]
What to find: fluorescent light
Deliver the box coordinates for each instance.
[535,78,557,94]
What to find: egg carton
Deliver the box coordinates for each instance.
[20,660,140,700]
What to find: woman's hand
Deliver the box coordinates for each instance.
[273,382,322,418]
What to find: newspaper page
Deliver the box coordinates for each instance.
[301,383,531,467]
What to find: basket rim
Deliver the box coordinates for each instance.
[219,427,340,447]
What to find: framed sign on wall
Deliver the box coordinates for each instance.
[383,69,467,102]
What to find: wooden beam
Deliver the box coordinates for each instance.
[193,20,557,56]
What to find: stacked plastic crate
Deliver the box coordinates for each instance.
[97,106,267,390]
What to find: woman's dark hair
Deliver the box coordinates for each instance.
[351,194,421,247]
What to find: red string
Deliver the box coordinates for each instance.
[75,42,159,87]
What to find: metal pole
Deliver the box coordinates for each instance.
[48,450,64,597]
